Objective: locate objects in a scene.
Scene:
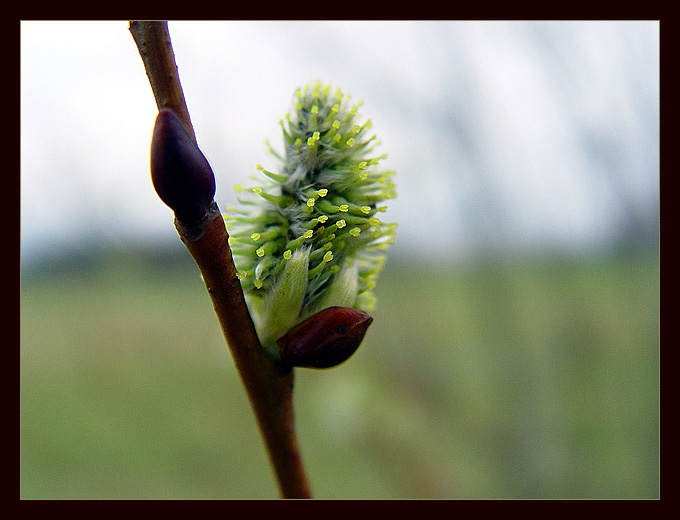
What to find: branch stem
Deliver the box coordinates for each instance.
[129,20,195,142]
[129,21,311,499]
[176,206,311,499]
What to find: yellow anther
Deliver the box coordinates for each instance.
[283,250,292,260]
[307,198,315,207]
[306,131,320,147]
[336,219,346,229]
[256,247,265,257]
[339,204,349,212]
[349,227,361,237]
[251,233,261,241]
[318,188,328,197]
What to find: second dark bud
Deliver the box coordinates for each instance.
[277,307,373,369]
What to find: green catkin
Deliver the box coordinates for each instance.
[225,82,396,351]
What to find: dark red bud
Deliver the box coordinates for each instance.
[277,307,373,369]
[150,108,216,225]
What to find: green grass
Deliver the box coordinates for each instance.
[20,248,659,499]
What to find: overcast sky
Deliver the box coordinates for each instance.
[20,21,659,267]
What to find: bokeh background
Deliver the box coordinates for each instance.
[20,20,659,499]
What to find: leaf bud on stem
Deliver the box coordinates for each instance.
[151,108,216,225]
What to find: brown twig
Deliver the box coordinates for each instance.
[129,20,311,499]
[129,21,195,142]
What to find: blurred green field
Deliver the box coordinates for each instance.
[20,248,659,499]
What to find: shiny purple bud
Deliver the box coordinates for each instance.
[150,108,216,225]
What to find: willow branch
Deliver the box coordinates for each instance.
[129,20,311,499]
[129,21,195,142]
[175,207,311,499]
